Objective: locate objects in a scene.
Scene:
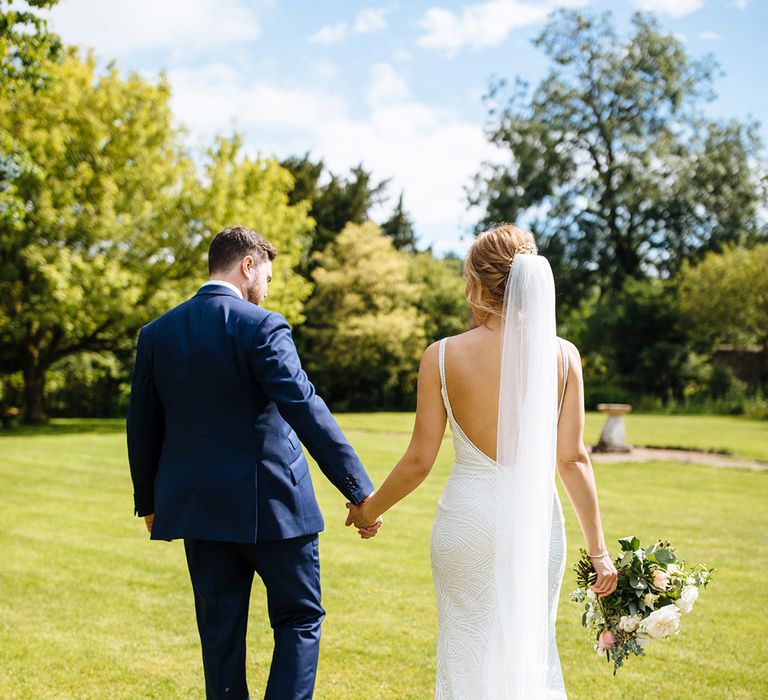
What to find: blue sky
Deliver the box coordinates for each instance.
[45,0,767,254]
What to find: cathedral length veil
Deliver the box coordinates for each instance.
[495,252,560,697]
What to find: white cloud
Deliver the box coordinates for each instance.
[367,63,409,106]
[308,23,349,45]
[417,0,589,52]
[47,0,263,56]
[731,0,749,8]
[309,7,389,45]
[632,0,703,18]
[699,30,721,41]
[166,62,498,251]
[353,8,389,33]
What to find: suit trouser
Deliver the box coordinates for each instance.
[184,534,324,700]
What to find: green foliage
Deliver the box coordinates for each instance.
[0,52,313,422]
[0,0,61,92]
[408,252,468,345]
[576,277,689,406]
[678,244,768,352]
[281,154,389,274]
[0,52,199,422]
[197,135,313,325]
[302,222,427,410]
[44,352,130,417]
[0,0,61,275]
[382,192,418,251]
[472,9,767,312]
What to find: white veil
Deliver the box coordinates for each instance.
[495,253,559,696]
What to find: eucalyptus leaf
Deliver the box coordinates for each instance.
[655,548,676,564]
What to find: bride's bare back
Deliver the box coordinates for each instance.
[442,324,567,463]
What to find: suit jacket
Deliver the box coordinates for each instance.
[126,283,374,543]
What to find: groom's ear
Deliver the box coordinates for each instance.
[241,255,256,276]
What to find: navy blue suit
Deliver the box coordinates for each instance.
[127,283,373,699]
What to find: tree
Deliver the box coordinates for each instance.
[197,135,313,325]
[382,192,418,251]
[678,244,768,390]
[301,222,426,409]
[280,155,389,274]
[408,252,468,344]
[0,0,60,92]
[579,277,689,405]
[1,0,61,249]
[0,54,313,422]
[471,10,767,312]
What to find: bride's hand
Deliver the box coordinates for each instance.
[589,555,618,598]
[345,498,383,538]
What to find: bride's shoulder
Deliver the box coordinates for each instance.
[423,329,477,355]
[557,337,583,375]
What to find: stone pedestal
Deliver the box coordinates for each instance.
[593,403,632,453]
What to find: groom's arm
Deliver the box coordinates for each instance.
[251,312,374,505]
[126,323,164,518]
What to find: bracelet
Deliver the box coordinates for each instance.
[587,551,610,559]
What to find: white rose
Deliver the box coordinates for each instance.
[674,585,699,614]
[618,613,642,633]
[667,563,679,575]
[638,604,682,639]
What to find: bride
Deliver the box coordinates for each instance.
[347,223,618,699]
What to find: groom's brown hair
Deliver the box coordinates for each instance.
[208,225,277,274]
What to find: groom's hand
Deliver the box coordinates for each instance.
[144,513,154,533]
[345,498,382,539]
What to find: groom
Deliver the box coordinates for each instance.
[127,225,379,700]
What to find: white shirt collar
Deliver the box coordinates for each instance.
[201,279,244,300]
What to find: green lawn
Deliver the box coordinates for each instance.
[1,415,766,699]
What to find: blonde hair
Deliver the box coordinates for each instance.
[464,223,538,325]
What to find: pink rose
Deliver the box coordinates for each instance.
[652,568,670,590]
[597,629,616,650]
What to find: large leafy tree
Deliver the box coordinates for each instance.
[0,54,313,423]
[301,222,426,410]
[471,10,767,310]
[678,244,768,390]
[0,53,198,422]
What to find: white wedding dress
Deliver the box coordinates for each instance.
[430,335,569,700]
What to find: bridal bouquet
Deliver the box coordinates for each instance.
[570,536,714,674]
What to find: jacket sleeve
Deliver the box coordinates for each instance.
[126,324,164,517]
[251,312,374,505]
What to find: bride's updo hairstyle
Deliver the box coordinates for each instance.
[464,223,538,325]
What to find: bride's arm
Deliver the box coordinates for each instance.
[556,340,618,597]
[347,342,447,527]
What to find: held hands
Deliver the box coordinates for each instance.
[345,496,383,539]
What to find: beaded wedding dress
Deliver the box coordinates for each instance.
[430,255,568,699]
